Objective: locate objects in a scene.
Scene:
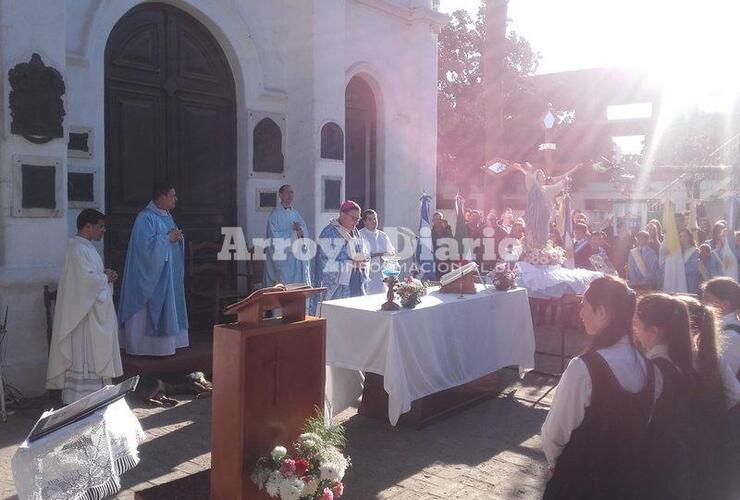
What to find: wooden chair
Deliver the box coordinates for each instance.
[532,293,584,407]
[43,285,57,350]
[244,245,265,293]
[187,241,245,326]
[43,285,63,408]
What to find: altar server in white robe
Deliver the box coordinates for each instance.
[47,209,123,404]
[263,184,311,287]
[359,209,396,294]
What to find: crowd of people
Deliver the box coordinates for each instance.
[429,204,740,294]
[541,274,740,500]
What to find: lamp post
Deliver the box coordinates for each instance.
[483,0,508,213]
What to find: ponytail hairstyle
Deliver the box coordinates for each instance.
[635,293,693,377]
[701,277,740,313]
[677,296,723,397]
[583,275,638,352]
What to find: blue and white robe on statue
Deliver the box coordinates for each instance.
[263,206,311,287]
[359,227,396,295]
[310,220,367,315]
[118,201,189,356]
[627,246,659,289]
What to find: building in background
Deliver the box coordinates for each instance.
[0,0,447,396]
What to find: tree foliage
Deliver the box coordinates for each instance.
[651,108,729,166]
[437,2,540,186]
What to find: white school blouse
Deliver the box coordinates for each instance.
[719,313,740,376]
[541,336,662,469]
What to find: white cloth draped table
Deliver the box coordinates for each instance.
[516,262,602,299]
[324,285,535,425]
[12,399,145,500]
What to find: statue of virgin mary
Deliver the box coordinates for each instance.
[513,162,581,249]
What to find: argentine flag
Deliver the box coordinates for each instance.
[416,193,436,280]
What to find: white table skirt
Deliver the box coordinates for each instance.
[12,399,145,500]
[324,285,535,425]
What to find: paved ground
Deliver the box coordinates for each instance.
[0,323,588,500]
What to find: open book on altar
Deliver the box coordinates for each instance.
[439,262,478,286]
[27,376,139,442]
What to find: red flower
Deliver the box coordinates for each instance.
[294,459,309,476]
[332,482,344,497]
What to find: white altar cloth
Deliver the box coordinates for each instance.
[12,398,144,500]
[516,262,602,299]
[324,285,535,425]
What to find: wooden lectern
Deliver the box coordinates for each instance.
[210,285,326,500]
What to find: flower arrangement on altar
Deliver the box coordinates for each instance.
[251,412,350,500]
[395,276,427,308]
[491,263,519,291]
[521,241,566,266]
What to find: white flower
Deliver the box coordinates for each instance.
[301,476,320,496]
[265,471,284,498]
[271,446,288,462]
[297,432,322,450]
[251,466,271,490]
[319,462,346,482]
[279,476,305,500]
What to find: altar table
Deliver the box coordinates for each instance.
[324,285,535,425]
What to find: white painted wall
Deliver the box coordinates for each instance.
[0,0,69,396]
[0,0,444,396]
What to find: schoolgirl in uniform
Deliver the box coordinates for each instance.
[541,275,657,500]
[633,293,693,500]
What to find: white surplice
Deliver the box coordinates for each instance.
[47,237,123,404]
[359,227,395,294]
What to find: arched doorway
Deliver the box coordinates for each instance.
[104,3,236,273]
[345,76,377,212]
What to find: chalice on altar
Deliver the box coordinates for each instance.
[380,256,401,311]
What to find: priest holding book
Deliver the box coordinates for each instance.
[47,209,123,404]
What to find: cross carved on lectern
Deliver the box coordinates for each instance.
[264,350,281,407]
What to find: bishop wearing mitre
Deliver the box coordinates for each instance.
[46,209,123,404]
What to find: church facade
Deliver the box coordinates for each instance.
[0,0,446,396]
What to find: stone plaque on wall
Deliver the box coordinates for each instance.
[68,127,93,159]
[8,54,66,144]
[323,177,342,211]
[22,165,56,209]
[12,155,63,217]
[257,190,278,211]
[68,172,94,202]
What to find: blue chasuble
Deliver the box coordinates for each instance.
[309,221,366,314]
[627,246,659,288]
[118,201,188,337]
[263,206,311,287]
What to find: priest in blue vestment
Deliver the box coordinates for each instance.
[309,200,368,314]
[118,184,189,356]
[263,184,311,287]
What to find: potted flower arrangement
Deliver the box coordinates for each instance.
[251,412,350,500]
[492,263,519,291]
[394,276,427,308]
[521,241,566,267]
